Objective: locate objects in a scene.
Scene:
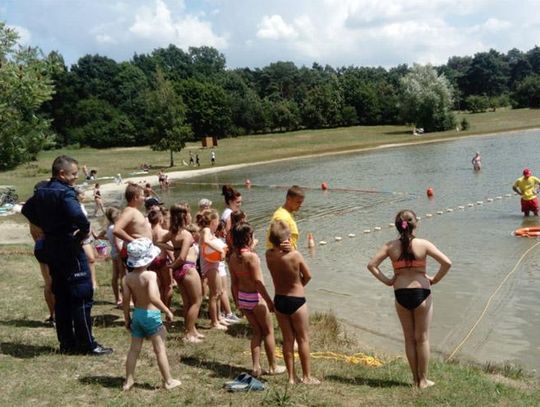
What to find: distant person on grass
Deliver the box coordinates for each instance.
[122,238,181,391]
[367,209,451,389]
[266,220,319,385]
[22,155,112,355]
[229,222,285,378]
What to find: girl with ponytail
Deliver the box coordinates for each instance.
[367,209,452,389]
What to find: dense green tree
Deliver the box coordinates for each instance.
[70,54,120,103]
[527,46,540,75]
[177,78,232,139]
[71,98,136,147]
[271,99,300,131]
[462,49,509,97]
[0,22,59,170]
[465,95,490,113]
[143,71,192,167]
[400,64,456,132]
[513,75,540,108]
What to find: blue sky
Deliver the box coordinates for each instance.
[2,0,540,69]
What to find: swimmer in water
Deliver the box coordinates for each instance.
[471,152,481,171]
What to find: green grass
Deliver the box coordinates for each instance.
[1,245,539,406]
[2,108,540,201]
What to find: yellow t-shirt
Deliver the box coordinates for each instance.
[514,176,540,200]
[266,207,298,249]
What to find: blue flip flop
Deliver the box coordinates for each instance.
[224,372,250,389]
[227,376,266,392]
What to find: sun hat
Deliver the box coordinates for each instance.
[199,198,212,208]
[144,197,161,209]
[523,168,532,177]
[126,237,161,268]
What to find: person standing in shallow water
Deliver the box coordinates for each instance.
[471,152,481,171]
[367,209,451,389]
[513,168,540,216]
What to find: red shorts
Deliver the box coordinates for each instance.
[521,197,539,214]
[148,255,167,271]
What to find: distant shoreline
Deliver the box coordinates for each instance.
[98,126,540,200]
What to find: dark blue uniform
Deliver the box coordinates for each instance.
[22,179,97,352]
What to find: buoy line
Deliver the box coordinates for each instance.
[445,241,540,361]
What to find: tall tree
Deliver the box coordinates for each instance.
[0,22,59,170]
[400,64,456,132]
[143,70,192,167]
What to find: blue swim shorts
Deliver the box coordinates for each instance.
[131,308,163,338]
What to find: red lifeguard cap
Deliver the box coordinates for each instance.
[523,168,532,177]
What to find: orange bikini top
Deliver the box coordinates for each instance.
[391,259,426,270]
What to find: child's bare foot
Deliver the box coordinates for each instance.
[252,367,262,378]
[266,365,287,375]
[301,376,321,385]
[164,379,182,390]
[212,323,228,331]
[219,318,231,326]
[123,378,135,391]
[288,375,301,385]
[183,335,203,343]
[418,380,435,389]
[196,332,205,339]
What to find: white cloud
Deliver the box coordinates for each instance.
[257,15,298,40]
[129,0,228,48]
[8,25,32,45]
[96,34,116,44]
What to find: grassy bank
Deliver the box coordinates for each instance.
[0,245,538,406]
[1,108,540,200]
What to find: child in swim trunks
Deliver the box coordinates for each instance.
[265,220,319,385]
[229,222,285,378]
[122,237,181,391]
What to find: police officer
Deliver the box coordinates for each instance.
[22,155,112,355]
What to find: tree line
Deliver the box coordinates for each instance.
[2,20,540,170]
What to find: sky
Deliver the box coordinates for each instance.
[2,0,540,70]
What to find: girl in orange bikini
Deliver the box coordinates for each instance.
[367,209,451,389]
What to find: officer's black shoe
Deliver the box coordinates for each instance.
[58,346,78,355]
[86,344,113,356]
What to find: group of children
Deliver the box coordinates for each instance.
[100,182,319,390]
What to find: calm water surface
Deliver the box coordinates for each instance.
[115,130,540,369]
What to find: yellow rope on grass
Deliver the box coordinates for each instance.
[274,348,383,367]
[446,241,540,361]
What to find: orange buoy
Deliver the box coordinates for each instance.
[426,187,434,197]
[321,182,329,191]
[245,179,252,188]
[514,227,540,238]
[307,233,315,248]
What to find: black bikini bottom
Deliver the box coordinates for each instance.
[274,295,306,315]
[394,288,431,310]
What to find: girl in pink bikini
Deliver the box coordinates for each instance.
[158,204,204,343]
[229,222,285,378]
[367,209,452,389]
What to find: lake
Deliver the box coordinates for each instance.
[112,129,540,370]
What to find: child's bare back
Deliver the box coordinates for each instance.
[266,249,308,297]
[124,270,161,311]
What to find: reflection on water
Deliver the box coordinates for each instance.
[113,129,540,369]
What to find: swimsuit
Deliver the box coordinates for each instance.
[391,259,426,270]
[238,291,261,311]
[274,295,306,315]
[131,308,163,338]
[391,257,430,310]
[148,255,167,271]
[173,261,196,282]
[394,288,431,310]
